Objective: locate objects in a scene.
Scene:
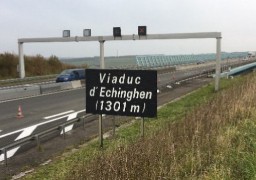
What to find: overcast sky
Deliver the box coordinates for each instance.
[0,0,255,57]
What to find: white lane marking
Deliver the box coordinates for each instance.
[15,125,37,141]
[43,110,75,120]
[0,109,86,162]
[61,112,77,134]
[0,126,38,162]
[0,109,85,139]
[0,129,23,139]
[67,112,79,120]
[60,110,85,134]
[0,147,19,162]
[61,125,73,134]
[0,115,68,139]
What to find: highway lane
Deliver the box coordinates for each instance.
[0,88,86,134]
[0,88,88,161]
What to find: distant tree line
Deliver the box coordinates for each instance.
[0,52,87,79]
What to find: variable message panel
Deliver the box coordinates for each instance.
[86,69,157,117]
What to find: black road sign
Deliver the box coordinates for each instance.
[138,26,147,36]
[86,69,157,117]
[113,27,121,37]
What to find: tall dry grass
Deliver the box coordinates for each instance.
[66,74,256,179]
[0,52,86,79]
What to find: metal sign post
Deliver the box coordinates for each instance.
[99,40,105,148]
[112,117,116,137]
[99,114,103,148]
[141,117,145,138]
[215,37,222,91]
[18,42,25,79]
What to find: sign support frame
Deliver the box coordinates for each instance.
[141,117,145,138]
[215,37,222,91]
[18,32,222,91]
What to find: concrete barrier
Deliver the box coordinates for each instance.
[0,80,82,102]
[40,83,62,94]
[59,82,73,90]
[0,85,40,101]
[39,81,81,94]
[71,80,82,88]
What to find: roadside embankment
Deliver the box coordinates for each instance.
[23,72,256,179]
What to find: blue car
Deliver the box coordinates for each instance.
[56,69,85,82]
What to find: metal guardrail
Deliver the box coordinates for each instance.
[0,114,94,166]
[0,80,83,102]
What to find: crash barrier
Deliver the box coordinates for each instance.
[40,83,62,94]
[71,80,82,88]
[0,80,82,101]
[0,114,93,166]
[212,61,256,78]
[0,86,41,101]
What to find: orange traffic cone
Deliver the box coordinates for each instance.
[17,105,24,118]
